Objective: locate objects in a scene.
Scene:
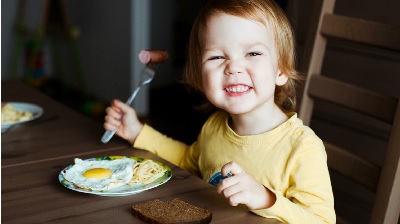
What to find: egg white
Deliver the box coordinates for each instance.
[63,158,135,191]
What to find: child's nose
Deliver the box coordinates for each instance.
[224,59,244,76]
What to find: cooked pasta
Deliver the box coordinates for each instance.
[128,159,167,186]
[1,104,33,123]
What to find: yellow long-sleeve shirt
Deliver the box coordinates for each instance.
[134,111,335,223]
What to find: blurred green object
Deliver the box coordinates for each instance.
[82,100,107,121]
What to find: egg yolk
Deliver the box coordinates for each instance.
[83,168,112,179]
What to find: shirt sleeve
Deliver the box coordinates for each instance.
[252,138,336,224]
[133,124,201,176]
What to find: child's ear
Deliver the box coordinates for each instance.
[275,69,288,86]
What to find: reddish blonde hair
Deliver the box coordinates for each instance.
[183,0,303,112]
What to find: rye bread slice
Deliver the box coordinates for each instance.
[132,198,212,224]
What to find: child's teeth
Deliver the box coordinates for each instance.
[225,86,249,93]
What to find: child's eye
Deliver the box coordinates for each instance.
[247,52,262,57]
[208,56,224,60]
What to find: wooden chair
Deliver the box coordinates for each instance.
[298,0,400,223]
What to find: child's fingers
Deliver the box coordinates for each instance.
[104,112,121,126]
[217,176,238,195]
[112,99,135,115]
[105,106,121,119]
[103,120,119,131]
[221,161,244,177]
[111,99,123,107]
[225,192,242,207]
[217,162,242,195]
[107,99,136,120]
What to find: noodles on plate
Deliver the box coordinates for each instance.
[1,104,33,123]
[129,160,167,186]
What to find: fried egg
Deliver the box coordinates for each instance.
[63,157,135,191]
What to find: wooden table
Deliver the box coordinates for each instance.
[2,81,127,168]
[1,81,281,224]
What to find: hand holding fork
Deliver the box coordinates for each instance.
[101,50,168,143]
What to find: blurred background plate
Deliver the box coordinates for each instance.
[1,102,44,132]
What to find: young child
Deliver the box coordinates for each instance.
[104,0,335,223]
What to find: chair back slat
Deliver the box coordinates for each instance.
[308,75,397,123]
[321,14,400,51]
[324,142,380,192]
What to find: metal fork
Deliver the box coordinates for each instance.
[101,63,158,143]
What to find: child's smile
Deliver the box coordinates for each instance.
[223,84,252,96]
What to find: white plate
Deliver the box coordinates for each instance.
[1,102,44,132]
[59,156,172,196]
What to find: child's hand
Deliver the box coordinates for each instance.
[103,99,143,144]
[216,161,276,210]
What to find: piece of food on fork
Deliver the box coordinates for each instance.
[138,50,169,64]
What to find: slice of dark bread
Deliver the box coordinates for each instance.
[132,198,212,224]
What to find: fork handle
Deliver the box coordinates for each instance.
[101,129,117,143]
[126,86,141,106]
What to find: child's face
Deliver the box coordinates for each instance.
[200,13,288,115]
